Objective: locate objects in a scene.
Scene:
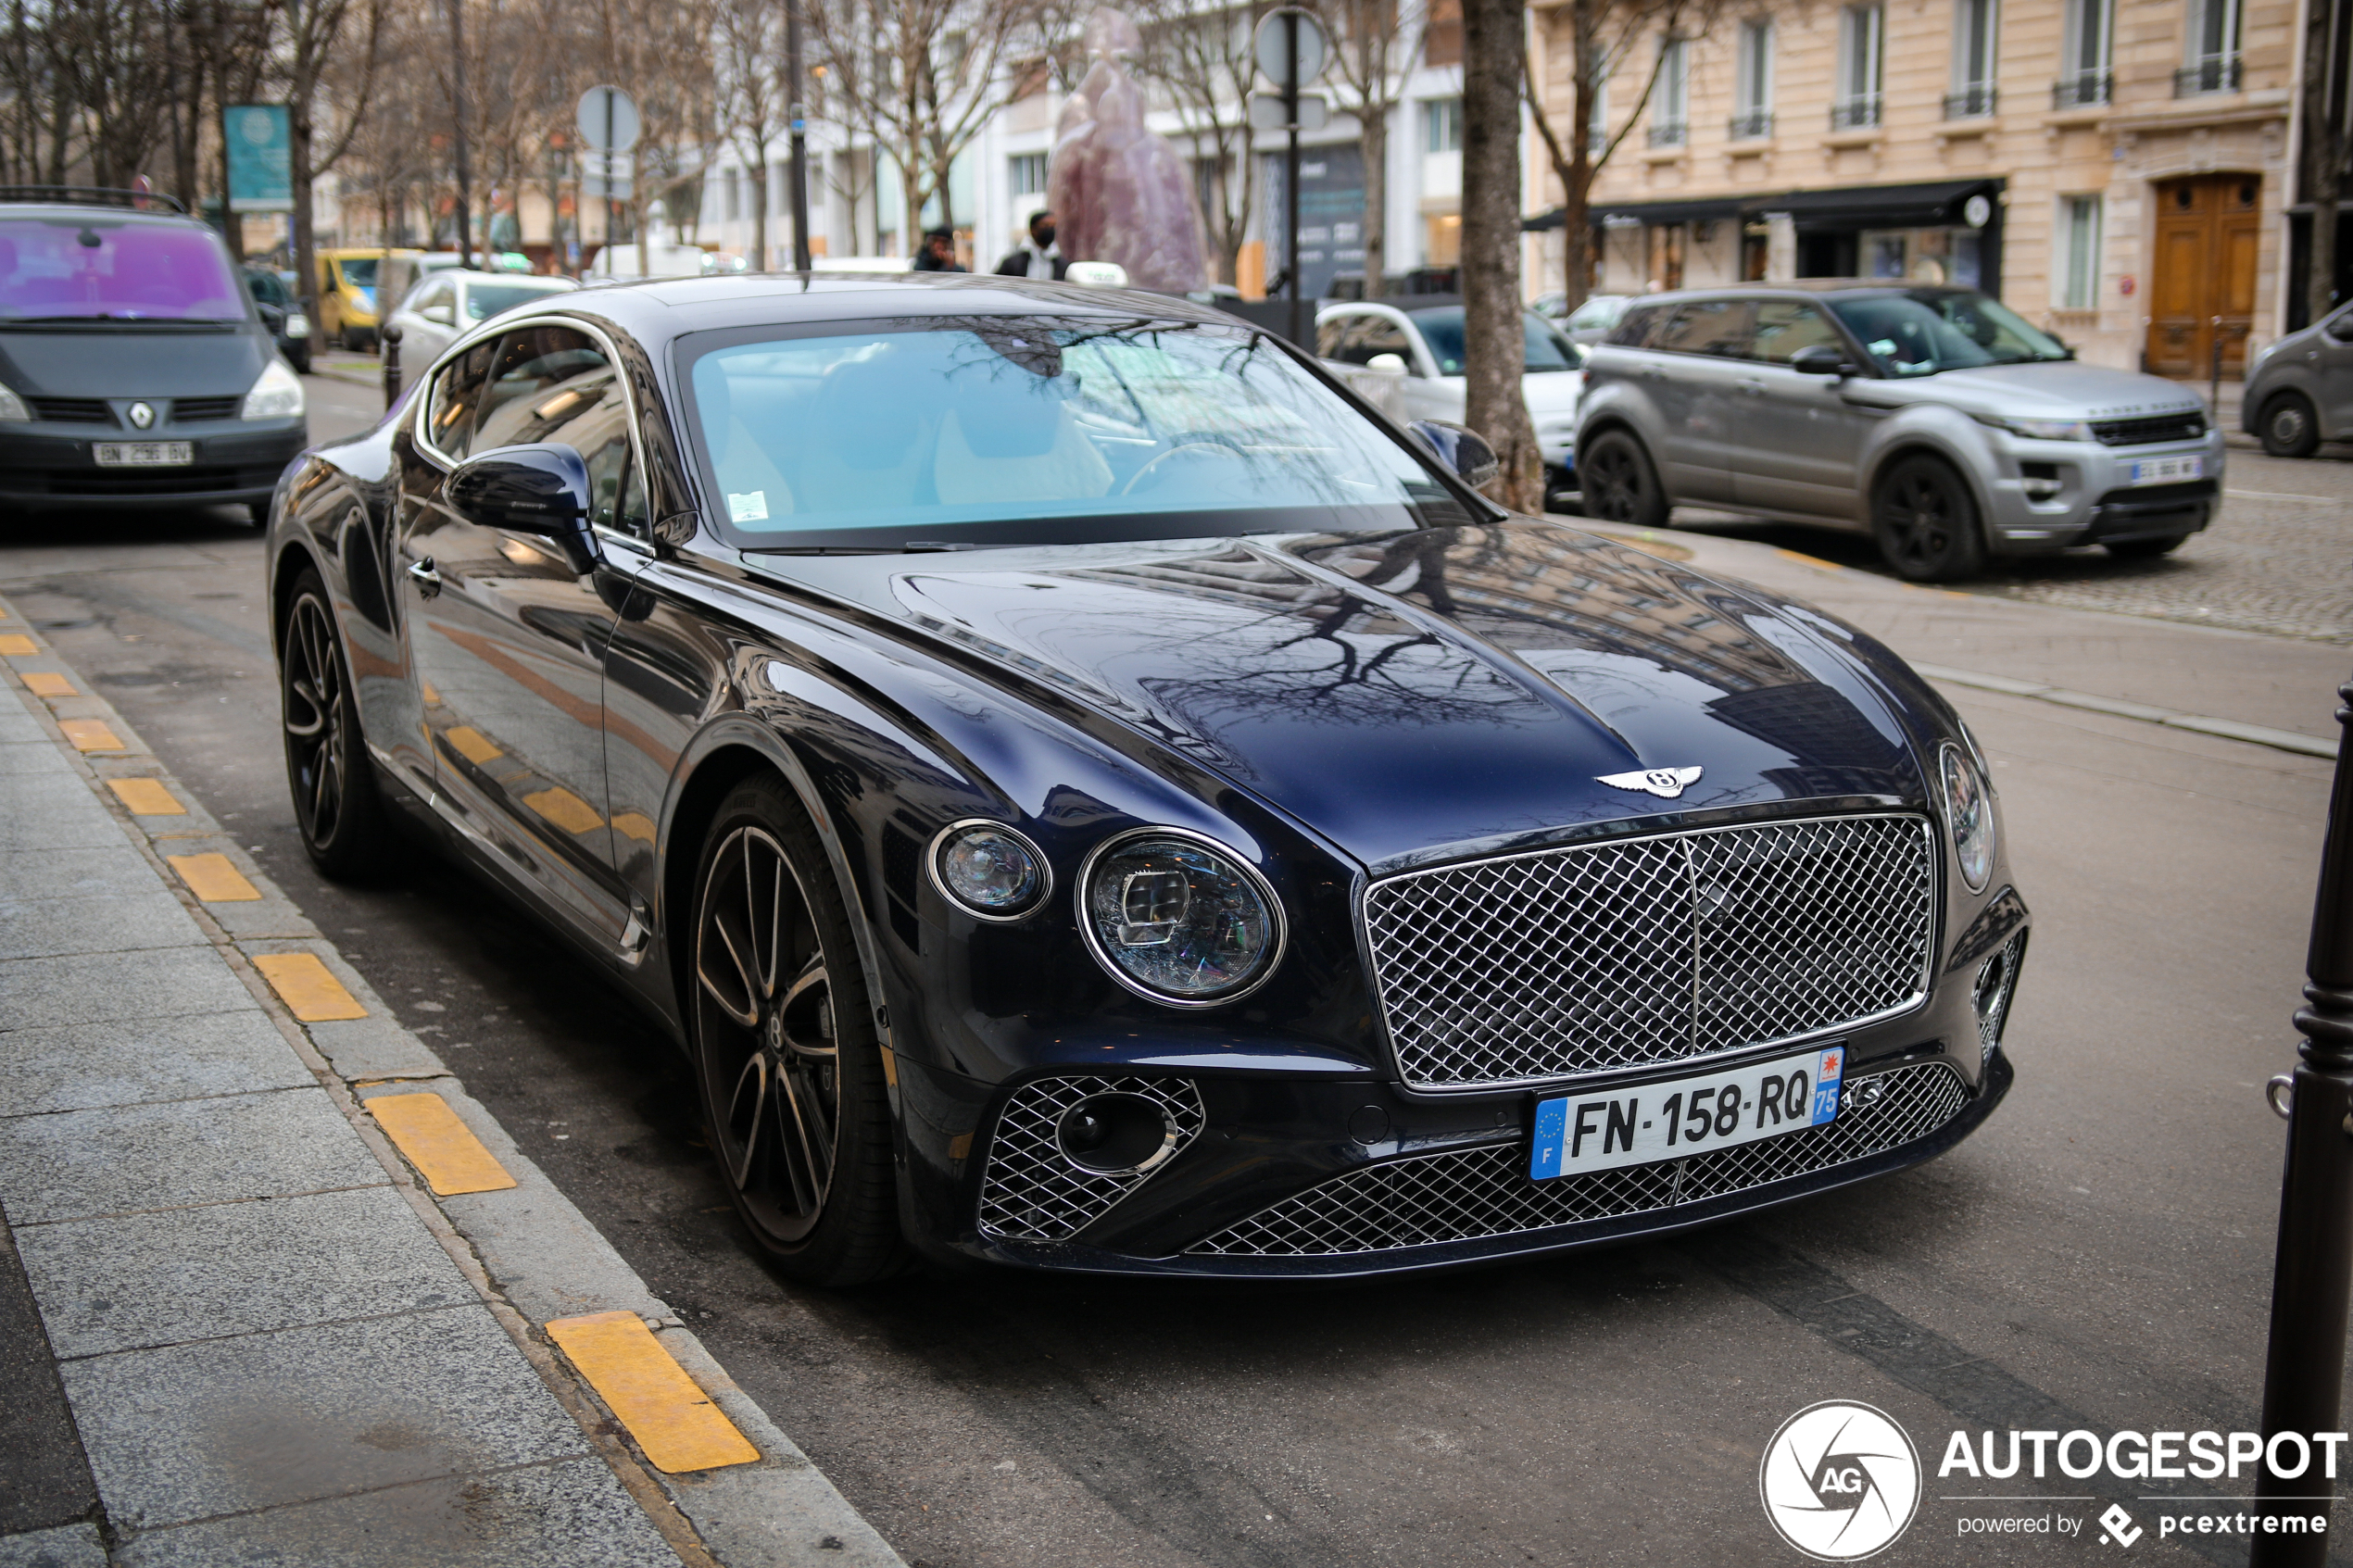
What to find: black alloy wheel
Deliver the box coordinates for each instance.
[1870,455,1985,583]
[2259,393,2320,458]
[690,776,904,1286]
[279,570,395,878]
[1577,430,1668,530]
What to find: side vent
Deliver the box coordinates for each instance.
[976,1076,1204,1242]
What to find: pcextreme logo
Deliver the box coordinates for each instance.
[1761,1401,1923,1561]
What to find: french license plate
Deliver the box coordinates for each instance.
[1529,1046,1846,1181]
[93,442,194,468]
[2128,455,2202,486]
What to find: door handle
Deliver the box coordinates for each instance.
[1738,379,1767,395]
[1640,365,1666,380]
[407,558,442,596]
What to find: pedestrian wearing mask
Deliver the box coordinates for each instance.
[913,228,965,272]
[996,212,1068,281]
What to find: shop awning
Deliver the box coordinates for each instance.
[1759,179,2001,232]
[1521,195,1748,232]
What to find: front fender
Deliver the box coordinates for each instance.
[1858,408,2002,526]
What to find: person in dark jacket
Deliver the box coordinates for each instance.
[995,211,1067,280]
[912,228,965,271]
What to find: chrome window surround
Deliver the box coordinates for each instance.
[976,1074,1206,1242]
[1074,825,1290,1009]
[1361,813,1938,1092]
[925,817,1053,923]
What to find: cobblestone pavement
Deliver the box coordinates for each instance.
[1661,447,2353,646]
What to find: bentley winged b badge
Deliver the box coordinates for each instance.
[1598,766,1704,800]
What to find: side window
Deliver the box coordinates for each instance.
[1315,313,1360,360]
[424,335,502,462]
[1651,299,1757,358]
[1751,300,1842,364]
[1607,304,1666,346]
[1354,315,1415,368]
[416,280,453,315]
[474,326,610,454]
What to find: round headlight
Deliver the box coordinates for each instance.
[929,821,1049,920]
[1079,829,1284,1005]
[1940,742,1995,892]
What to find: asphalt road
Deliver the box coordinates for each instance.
[0,371,2340,1566]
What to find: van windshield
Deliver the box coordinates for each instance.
[0,219,245,321]
[1409,307,1583,375]
[1828,290,2069,377]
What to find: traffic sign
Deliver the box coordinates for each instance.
[1249,93,1327,132]
[578,152,634,201]
[1252,8,1326,88]
[575,86,641,155]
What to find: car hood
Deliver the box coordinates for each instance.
[0,324,267,397]
[749,521,1931,872]
[1520,370,1585,414]
[1886,361,2207,421]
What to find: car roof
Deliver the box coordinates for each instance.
[447,270,574,287]
[0,201,211,231]
[1623,280,1978,305]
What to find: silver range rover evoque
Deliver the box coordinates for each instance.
[1575,282,2223,581]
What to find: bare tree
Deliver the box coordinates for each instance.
[284,0,384,335]
[1304,0,1427,299]
[1132,0,1259,286]
[715,0,786,266]
[1459,0,1539,510]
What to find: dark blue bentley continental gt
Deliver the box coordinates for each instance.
[266,273,2028,1285]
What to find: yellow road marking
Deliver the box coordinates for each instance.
[58,719,124,752]
[523,786,604,835]
[253,952,368,1021]
[0,633,36,656]
[545,1311,759,1474]
[612,811,657,845]
[367,1092,518,1196]
[420,681,441,704]
[168,852,260,901]
[107,778,186,815]
[21,672,73,696]
[443,725,502,764]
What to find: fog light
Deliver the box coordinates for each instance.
[1056,1092,1179,1174]
[930,820,1049,920]
[1973,933,2025,1062]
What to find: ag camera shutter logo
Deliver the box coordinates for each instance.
[1760,1400,1921,1560]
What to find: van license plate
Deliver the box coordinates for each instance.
[1529,1046,1846,1182]
[94,442,194,468]
[2128,455,2202,486]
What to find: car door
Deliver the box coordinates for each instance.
[396,321,643,948]
[1644,298,1755,504]
[2314,308,2353,436]
[1732,299,1878,522]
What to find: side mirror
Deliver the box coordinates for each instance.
[1789,345,1853,377]
[446,444,598,571]
[1366,351,1409,374]
[421,304,455,326]
[2325,315,2353,344]
[1407,419,1502,493]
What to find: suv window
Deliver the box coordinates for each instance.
[424,336,501,461]
[1751,300,1843,364]
[1607,304,1667,346]
[1652,299,1756,358]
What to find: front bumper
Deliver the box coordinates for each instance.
[0,419,307,508]
[1979,428,2225,554]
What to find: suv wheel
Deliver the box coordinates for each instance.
[1579,430,1667,530]
[1871,455,1985,583]
[2259,393,2320,458]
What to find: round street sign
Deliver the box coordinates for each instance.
[575,85,641,155]
[1252,7,1327,88]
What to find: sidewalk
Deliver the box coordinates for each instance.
[0,600,900,1567]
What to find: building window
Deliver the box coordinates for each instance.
[1425,97,1462,154]
[1586,76,1611,157]
[1946,0,1997,118]
[1731,19,1774,139]
[1834,6,1884,129]
[1649,36,1689,147]
[2179,0,2241,94]
[2061,195,2103,307]
[1010,152,1048,196]
[2056,0,2111,106]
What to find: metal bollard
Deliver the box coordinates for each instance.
[2252,676,2353,1567]
[382,323,403,411]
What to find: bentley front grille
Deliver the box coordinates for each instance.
[976,1075,1203,1243]
[1189,1061,1970,1257]
[1365,814,1936,1089]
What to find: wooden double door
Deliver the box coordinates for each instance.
[2146,173,2261,378]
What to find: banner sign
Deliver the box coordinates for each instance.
[224,105,293,213]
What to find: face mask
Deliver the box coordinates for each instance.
[1034,225,1057,249]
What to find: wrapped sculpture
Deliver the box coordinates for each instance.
[1047,7,1211,295]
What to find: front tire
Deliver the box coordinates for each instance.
[1578,429,1667,529]
[1871,455,1986,583]
[279,570,397,878]
[2259,393,2320,458]
[689,776,906,1286]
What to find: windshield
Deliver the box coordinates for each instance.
[1564,295,1626,331]
[1828,290,2068,377]
[1408,308,1582,374]
[466,281,569,320]
[245,270,291,307]
[335,257,379,288]
[685,318,1470,549]
[0,219,245,321]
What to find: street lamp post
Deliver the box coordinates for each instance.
[447,0,472,268]
[2253,675,2353,1568]
[786,0,812,270]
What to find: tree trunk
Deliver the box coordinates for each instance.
[1359,104,1386,298]
[1459,0,1541,511]
[1561,2,1593,308]
[2305,0,2342,327]
[750,158,767,270]
[291,88,321,343]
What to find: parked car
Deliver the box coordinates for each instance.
[1317,297,1586,499]
[1577,282,2222,581]
[242,265,312,373]
[268,272,2025,1286]
[316,246,422,350]
[379,270,579,367]
[2242,303,2353,457]
[1535,292,1632,347]
[586,241,715,279]
[0,187,307,519]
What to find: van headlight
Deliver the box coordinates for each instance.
[241,359,306,420]
[1940,742,1995,892]
[1079,828,1284,1005]
[284,313,310,338]
[0,382,27,421]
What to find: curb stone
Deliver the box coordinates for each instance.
[0,595,904,1568]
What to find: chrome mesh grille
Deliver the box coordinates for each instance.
[976,1075,1203,1243]
[1365,815,1936,1089]
[1973,933,2025,1064]
[1189,1061,1970,1257]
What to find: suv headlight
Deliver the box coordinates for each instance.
[1940,741,1995,892]
[1973,412,2093,442]
[284,313,310,338]
[0,383,27,421]
[241,358,306,420]
[1079,828,1285,1005]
